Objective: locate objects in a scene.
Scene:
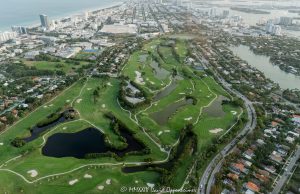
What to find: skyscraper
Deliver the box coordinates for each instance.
[279,17,293,26]
[40,14,50,29]
[11,26,27,34]
[210,8,217,17]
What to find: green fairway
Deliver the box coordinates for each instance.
[0,36,244,193]
[0,166,160,194]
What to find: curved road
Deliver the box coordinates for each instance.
[194,51,257,194]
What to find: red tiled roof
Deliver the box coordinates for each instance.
[227,173,239,180]
[234,163,245,172]
[247,182,260,192]
[271,121,279,127]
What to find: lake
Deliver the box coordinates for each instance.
[150,98,194,125]
[0,0,122,31]
[229,45,300,90]
[42,127,145,159]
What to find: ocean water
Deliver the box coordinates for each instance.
[0,0,123,31]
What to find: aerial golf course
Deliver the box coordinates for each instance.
[0,36,243,193]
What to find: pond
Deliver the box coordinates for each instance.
[149,61,170,80]
[42,127,145,159]
[153,76,182,101]
[229,45,300,90]
[150,98,194,125]
[203,95,228,117]
[23,109,76,142]
[139,54,148,63]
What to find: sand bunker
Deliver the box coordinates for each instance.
[107,82,112,86]
[69,179,78,185]
[231,111,237,115]
[76,99,82,103]
[106,179,111,185]
[209,128,224,134]
[184,117,193,121]
[66,100,70,103]
[102,104,106,108]
[158,131,163,136]
[27,170,38,177]
[98,185,104,190]
[0,142,3,146]
[87,88,92,91]
[84,174,92,179]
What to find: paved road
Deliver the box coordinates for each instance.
[272,145,300,194]
[194,50,257,194]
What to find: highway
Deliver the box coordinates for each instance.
[272,145,300,194]
[194,50,257,194]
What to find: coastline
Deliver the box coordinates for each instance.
[0,1,123,32]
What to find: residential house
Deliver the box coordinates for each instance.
[270,151,283,163]
[244,181,260,193]
[243,149,255,160]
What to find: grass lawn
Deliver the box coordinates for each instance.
[23,60,89,74]
[0,166,160,194]
[74,51,98,60]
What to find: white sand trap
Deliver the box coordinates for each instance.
[135,71,145,85]
[84,174,92,179]
[158,131,163,136]
[102,104,106,108]
[0,142,3,146]
[49,104,53,107]
[150,81,155,85]
[69,179,78,185]
[76,99,82,103]
[146,78,149,81]
[184,117,193,121]
[209,128,224,134]
[27,170,38,177]
[87,88,92,91]
[107,82,112,86]
[147,183,155,188]
[164,130,170,133]
[98,185,104,190]
[66,100,70,103]
[106,179,111,185]
[179,93,185,95]
[44,105,48,108]
[63,127,67,130]
[231,111,237,115]
[135,180,139,184]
